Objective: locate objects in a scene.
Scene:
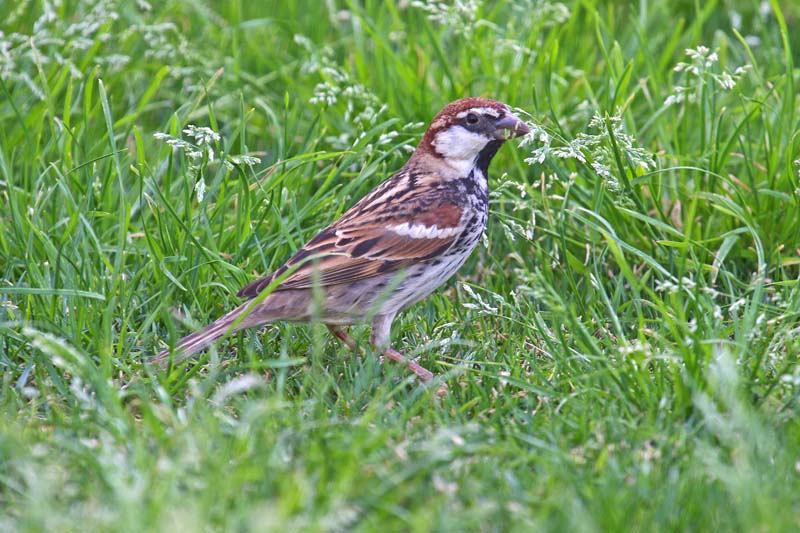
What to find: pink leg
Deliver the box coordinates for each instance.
[383,347,433,382]
[329,325,447,395]
[385,347,447,396]
[327,325,357,350]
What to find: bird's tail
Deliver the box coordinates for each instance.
[152,301,262,366]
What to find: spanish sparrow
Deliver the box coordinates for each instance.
[154,97,530,386]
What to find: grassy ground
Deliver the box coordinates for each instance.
[1,0,799,530]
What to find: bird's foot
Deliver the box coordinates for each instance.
[384,347,448,397]
[383,347,433,381]
[328,326,447,396]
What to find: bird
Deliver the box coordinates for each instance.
[154,97,530,386]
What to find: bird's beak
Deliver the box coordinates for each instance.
[493,112,531,140]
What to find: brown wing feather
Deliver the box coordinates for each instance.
[237,170,464,298]
[275,227,455,289]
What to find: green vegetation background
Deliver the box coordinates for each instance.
[1,0,799,530]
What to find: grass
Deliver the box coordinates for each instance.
[1,0,799,530]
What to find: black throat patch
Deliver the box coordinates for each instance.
[475,140,504,176]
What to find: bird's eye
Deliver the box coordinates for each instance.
[465,113,479,125]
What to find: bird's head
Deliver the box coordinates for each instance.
[414,98,530,174]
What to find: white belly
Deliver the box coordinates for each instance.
[380,247,475,315]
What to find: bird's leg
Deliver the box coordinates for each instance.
[327,325,358,351]
[328,324,431,379]
[328,324,428,378]
[385,346,447,397]
[330,318,446,394]
[370,314,447,395]
[382,347,434,382]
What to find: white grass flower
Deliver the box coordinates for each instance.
[701,286,720,299]
[155,126,258,177]
[403,121,425,130]
[744,35,761,47]
[780,371,800,388]
[730,10,742,29]
[211,374,265,405]
[591,161,613,179]
[655,279,678,294]
[618,339,653,357]
[310,81,339,106]
[728,298,747,316]
[295,32,386,150]
[685,45,712,63]
[509,0,570,25]
[664,90,683,107]
[717,72,736,90]
[461,283,499,314]
[551,140,586,163]
[183,125,220,146]
[194,179,206,202]
[521,123,552,165]
[226,155,261,169]
[664,46,750,107]
[521,111,655,198]
[376,131,398,145]
[411,0,481,33]
[96,53,131,71]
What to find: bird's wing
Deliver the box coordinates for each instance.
[237,179,465,297]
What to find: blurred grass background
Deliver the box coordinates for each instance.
[1,0,799,530]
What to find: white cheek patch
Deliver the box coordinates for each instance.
[432,127,489,161]
[387,222,460,239]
